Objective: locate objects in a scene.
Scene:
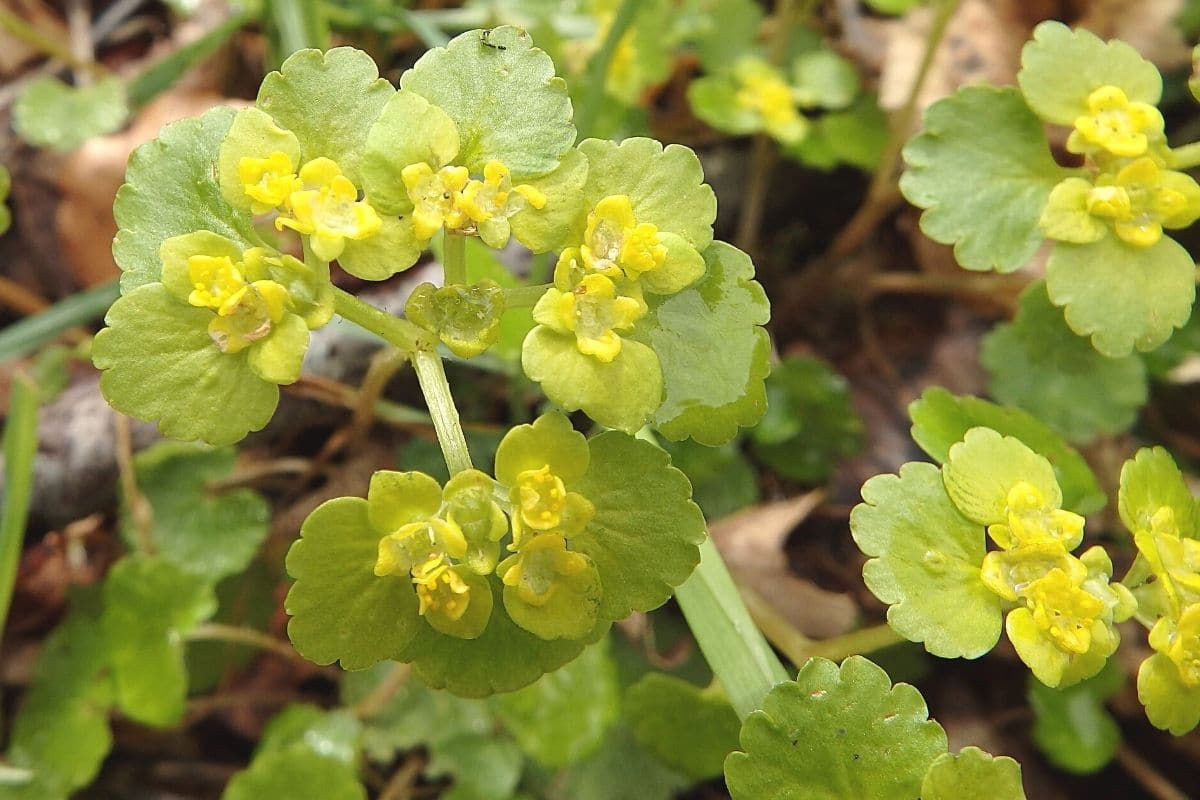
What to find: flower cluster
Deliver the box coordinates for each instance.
[1040,85,1200,248]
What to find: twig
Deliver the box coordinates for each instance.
[352,347,409,444]
[114,412,155,556]
[205,458,314,492]
[1116,744,1190,800]
[353,662,410,719]
[378,753,427,800]
[66,0,94,88]
[186,622,307,665]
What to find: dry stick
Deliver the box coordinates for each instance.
[1116,744,1191,800]
[378,754,427,800]
[352,347,410,443]
[187,622,310,665]
[353,662,411,719]
[66,0,94,87]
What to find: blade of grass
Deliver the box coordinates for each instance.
[0,280,119,363]
[268,0,328,63]
[127,12,249,109]
[574,0,641,138]
[0,375,39,648]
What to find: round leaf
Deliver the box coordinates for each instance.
[217,107,303,213]
[724,656,948,800]
[942,427,1061,525]
[400,26,574,177]
[1118,447,1197,538]
[899,86,1069,273]
[360,90,461,216]
[285,497,423,670]
[921,747,1028,800]
[13,75,128,151]
[637,241,771,445]
[338,216,423,280]
[1029,662,1122,773]
[572,431,706,620]
[1138,652,1200,735]
[113,107,262,291]
[92,284,280,446]
[626,674,741,780]
[494,411,589,488]
[1046,236,1195,357]
[851,462,1003,658]
[1017,21,1162,125]
[223,749,365,800]
[509,148,589,254]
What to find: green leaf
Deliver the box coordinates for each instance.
[13,75,128,151]
[102,555,217,726]
[92,284,280,446]
[509,148,589,254]
[4,591,113,800]
[491,637,619,768]
[908,387,1106,515]
[626,674,741,780]
[750,355,864,482]
[258,704,362,766]
[521,326,663,435]
[1029,660,1122,773]
[1137,652,1200,735]
[941,427,1061,526]
[257,47,394,183]
[285,497,423,670]
[217,107,303,213]
[660,439,760,520]
[688,77,761,136]
[851,462,1003,658]
[123,442,270,582]
[638,241,770,445]
[982,281,1147,444]
[426,733,523,800]
[559,725,688,800]
[575,138,716,252]
[223,749,365,800]
[360,89,460,216]
[338,216,423,281]
[921,747,1028,799]
[494,409,590,488]
[900,86,1069,272]
[1045,236,1195,357]
[864,0,922,12]
[1017,21,1162,125]
[573,431,706,620]
[1118,446,1196,538]
[687,0,765,73]
[724,656,948,800]
[793,50,858,109]
[394,584,606,697]
[400,26,574,177]
[187,560,276,692]
[113,107,261,291]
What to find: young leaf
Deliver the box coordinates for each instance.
[13,75,128,151]
[491,637,620,768]
[724,656,948,800]
[400,26,575,177]
[359,90,460,215]
[1118,446,1197,538]
[1138,652,1200,735]
[982,281,1147,444]
[851,462,1003,658]
[941,427,1061,526]
[102,555,217,726]
[425,733,523,800]
[625,674,741,780]
[92,285,280,446]
[921,747,1028,800]
[257,704,362,766]
[899,86,1070,272]
[559,725,688,800]
[1046,236,1194,357]
[908,388,1105,515]
[223,748,365,800]
[257,47,394,184]
[285,497,424,670]
[1029,661,1122,774]
[572,431,707,620]
[638,241,771,445]
[113,107,261,291]
[1017,21,1161,125]
[122,442,270,583]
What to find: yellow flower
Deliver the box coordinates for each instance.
[981,540,1084,603]
[1069,85,1164,159]
[1133,506,1200,614]
[1086,157,1200,247]
[1022,567,1106,655]
[238,150,302,214]
[986,481,1085,551]
[499,534,592,608]
[374,517,468,578]
[733,58,806,144]
[412,556,474,620]
[532,273,645,363]
[457,161,547,225]
[579,195,667,281]
[276,158,382,261]
[186,253,290,353]
[1150,604,1200,686]
[402,162,471,240]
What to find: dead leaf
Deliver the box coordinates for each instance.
[710,492,859,639]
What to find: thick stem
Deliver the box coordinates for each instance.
[675,537,790,721]
[332,287,431,353]
[411,349,474,476]
[575,0,642,138]
[442,231,468,286]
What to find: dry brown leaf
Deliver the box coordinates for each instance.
[710,493,858,639]
[1076,0,1190,70]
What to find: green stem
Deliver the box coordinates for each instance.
[575,0,642,138]
[0,375,39,650]
[332,287,431,353]
[443,232,468,286]
[675,537,790,721]
[505,284,552,308]
[1169,141,1200,170]
[187,622,305,663]
[411,349,474,476]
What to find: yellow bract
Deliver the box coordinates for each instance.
[579,195,667,281]
[403,159,545,242]
[733,58,806,144]
[499,533,591,607]
[1069,85,1163,159]
[374,518,468,578]
[186,253,290,354]
[532,273,645,363]
[1086,157,1200,248]
[276,158,382,262]
[986,481,1084,551]
[238,150,302,214]
[1151,605,1200,686]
